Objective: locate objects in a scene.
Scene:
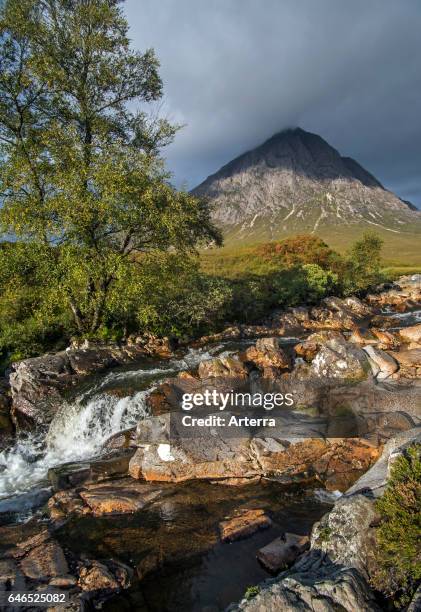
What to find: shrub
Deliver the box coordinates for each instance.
[244,585,260,600]
[371,443,421,608]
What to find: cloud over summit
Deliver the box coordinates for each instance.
[125,0,421,207]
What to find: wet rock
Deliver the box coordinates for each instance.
[146,384,176,415]
[47,489,87,520]
[0,558,26,591]
[198,355,248,380]
[219,508,272,542]
[369,314,400,329]
[20,539,69,581]
[49,574,77,588]
[79,479,163,515]
[194,325,289,347]
[362,346,399,380]
[136,550,163,580]
[89,450,136,482]
[10,343,152,429]
[104,427,137,451]
[244,338,290,371]
[48,452,134,494]
[0,384,13,449]
[311,337,371,381]
[78,559,132,592]
[257,533,309,572]
[48,462,92,491]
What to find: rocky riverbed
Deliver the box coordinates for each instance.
[0,275,420,610]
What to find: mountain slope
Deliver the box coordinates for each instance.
[193,128,421,245]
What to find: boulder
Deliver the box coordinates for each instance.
[257,533,309,573]
[130,416,379,490]
[399,323,421,344]
[311,495,378,579]
[362,346,399,380]
[306,296,367,331]
[219,508,272,542]
[244,338,290,371]
[129,437,260,483]
[295,331,344,362]
[198,355,248,380]
[78,559,132,592]
[229,555,381,611]
[103,427,137,451]
[9,343,152,429]
[229,428,421,612]
[311,337,371,381]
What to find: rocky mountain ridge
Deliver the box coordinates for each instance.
[193,128,421,243]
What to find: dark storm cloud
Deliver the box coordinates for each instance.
[125,0,421,207]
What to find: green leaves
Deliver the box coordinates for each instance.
[0,0,220,335]
[372,444,421,607]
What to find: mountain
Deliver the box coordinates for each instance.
[193,128,421,245]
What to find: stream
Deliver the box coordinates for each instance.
[0,308,420,610]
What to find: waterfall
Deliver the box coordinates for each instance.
[0,347,214,504]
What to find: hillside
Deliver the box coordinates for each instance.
[193,128,421,247]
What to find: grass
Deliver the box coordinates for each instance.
[201,230,421,279]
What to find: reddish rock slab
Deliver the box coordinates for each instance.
[219,508,272,542]
[79,479,163,515]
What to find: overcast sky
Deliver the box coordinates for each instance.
[125,0,421,207]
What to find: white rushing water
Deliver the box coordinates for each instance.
[0,347,214,505]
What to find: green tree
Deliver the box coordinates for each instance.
[0,0,220,336]
[372,444,421,607]
[345,231,384,294]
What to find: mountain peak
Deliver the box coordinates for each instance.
[193,128,420,244]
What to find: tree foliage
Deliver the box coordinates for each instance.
[372,444,421,607]
[0,0,220,336]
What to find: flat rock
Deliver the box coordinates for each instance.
[400,323,421,344]
[257,533,309,572]
[219,508,272,542]
[79,479,163,515]
[20,540,69,581]
[395,349,421,368]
